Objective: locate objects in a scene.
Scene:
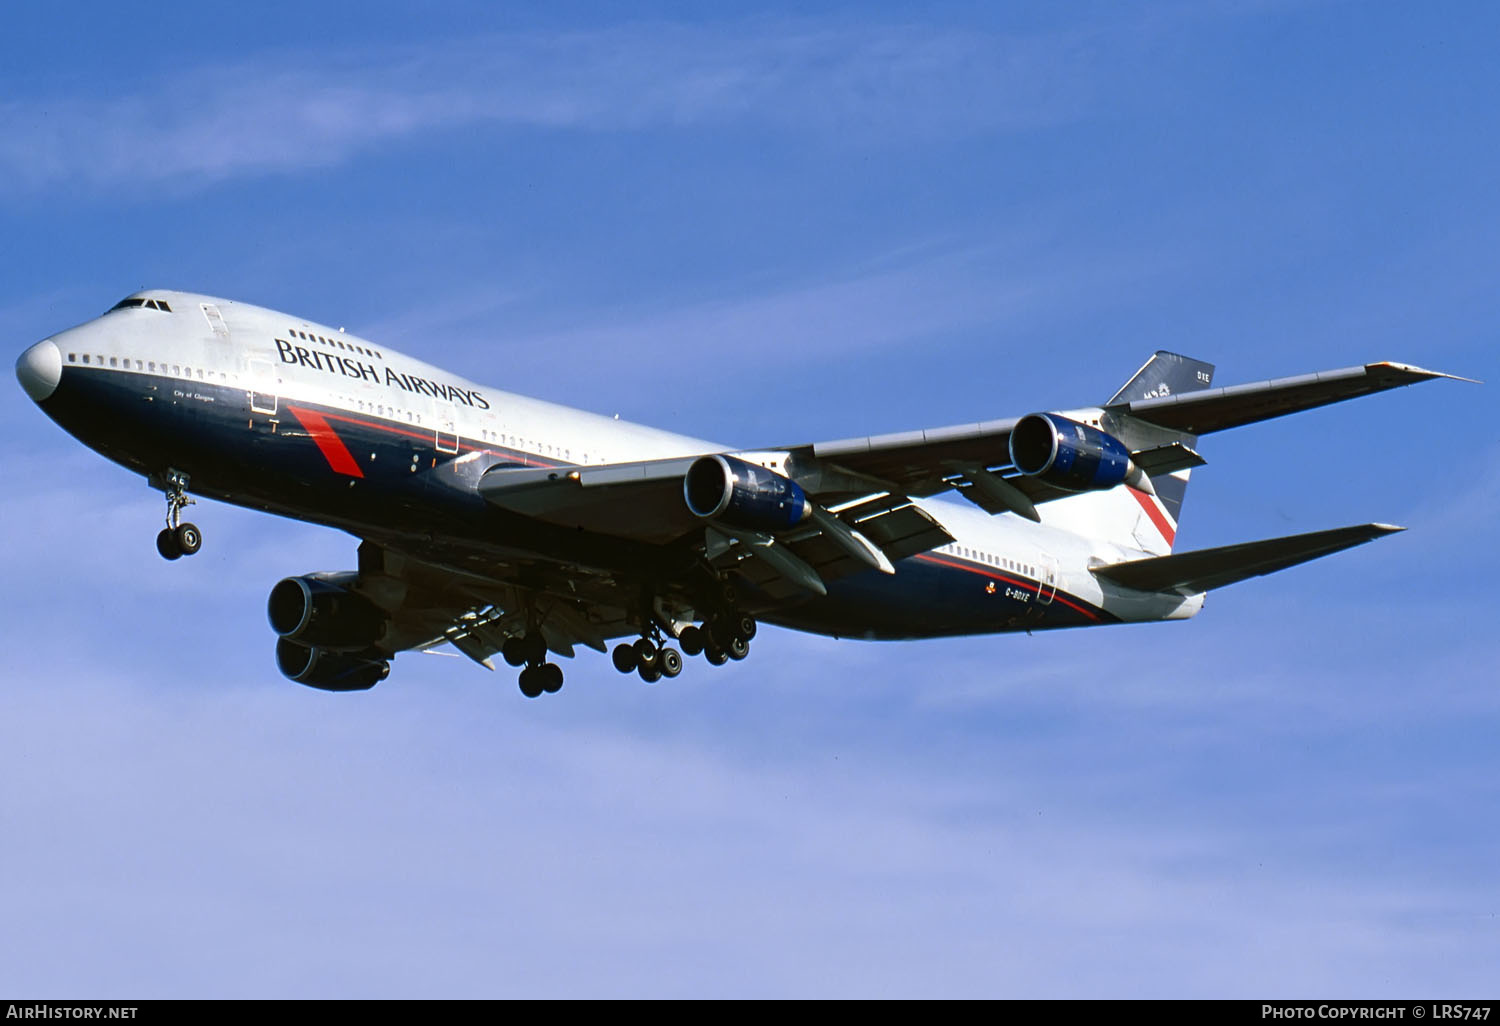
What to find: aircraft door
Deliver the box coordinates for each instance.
[435,402,459,455]
[1036,553,1058,605]
[247,357,278,415]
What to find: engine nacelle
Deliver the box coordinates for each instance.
[267,574,387,649]
[684,454,811,532]
[275,639,389,692]
[1009,413,1133,493]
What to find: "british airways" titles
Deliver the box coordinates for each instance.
[275,338,490,409]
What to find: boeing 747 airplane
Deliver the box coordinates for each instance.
[14,291,1468,697]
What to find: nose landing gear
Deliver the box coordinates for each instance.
[152,470,202,561]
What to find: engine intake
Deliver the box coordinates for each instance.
[684,454,810,532]
[1009,413,1133,493]
[267,574,387,649]
[276,639,389,692]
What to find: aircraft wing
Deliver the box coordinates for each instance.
[792,360,1468,513]
[477,458,955,598]
[347,539,636,671]
[1110,361,1472,435]
[478,457,703,544]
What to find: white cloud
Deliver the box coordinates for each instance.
[0,20,1108,194]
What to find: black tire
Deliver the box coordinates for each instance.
[611,643,638,674]
[658,647,683,678]
[174,522,202,556]
[727,636,750,661]
[704,644,728,666]
[678,625,703,656]
[502,637,528,667]
[156,528,182,561]
[638,662,662,684]
[709,617,735,649]
[541,663,564,693]
[518,667,544,698]
[735,615,757,641]
[633,637,656,663]
[523,634,548,665]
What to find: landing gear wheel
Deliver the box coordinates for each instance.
[174,522,202,556]
[156,528,182,561]
[657,647,683,678]
[540,663,564,693]
[734,615,756,641]
[704,643,728,666]
[154,469,198,559]
[678,625,704,657]
[633,637,656,663]
[612,643,638,674]
[518,666,545,698]
[638,662,662,684]
[502,637,528,667]
[709,617,735,649]
[727,636,750,661]
[523,634,548,666]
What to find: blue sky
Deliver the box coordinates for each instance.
[3,1,1497,998]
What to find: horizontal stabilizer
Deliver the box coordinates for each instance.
[1091,523,1404,594]
[1114,362,1474,435]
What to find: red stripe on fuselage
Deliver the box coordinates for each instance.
[1129,487,1176,546]
[286,405,366,477]
[310,407,560,468]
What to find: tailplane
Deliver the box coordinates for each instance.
[1090,523,1403,594]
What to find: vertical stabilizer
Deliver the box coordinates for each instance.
[1108,350,1216,404]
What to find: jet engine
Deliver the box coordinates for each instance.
[275,638,389,692]
[267,573,387,650]
[1009,413,1134,492]
[684,454,811,532]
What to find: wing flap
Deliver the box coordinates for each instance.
[1091,523,1404,594]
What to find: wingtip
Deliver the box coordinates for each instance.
[1368,361,1482,385]
[1370,523,1407,535]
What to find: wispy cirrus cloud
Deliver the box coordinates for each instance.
[0,20,1108,194]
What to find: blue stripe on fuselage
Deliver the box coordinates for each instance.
[764,551,1115,640]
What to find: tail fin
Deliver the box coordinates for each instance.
[1108,350,1216,404]
[1036,352,1215,556]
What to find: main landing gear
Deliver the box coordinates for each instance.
[153,470,203,561]
[501,632,564,699]
[610,608,755,684]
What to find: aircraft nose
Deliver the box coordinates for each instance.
[16,339,62,402]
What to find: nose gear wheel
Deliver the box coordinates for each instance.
[152,469,202,560]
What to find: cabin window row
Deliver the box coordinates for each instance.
[951,544,1033,578]
[68,352,234,384]
[477,428,579,463]
[289,327,381,361]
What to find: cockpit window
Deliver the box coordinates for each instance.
[108,297,172,313]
